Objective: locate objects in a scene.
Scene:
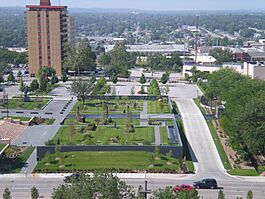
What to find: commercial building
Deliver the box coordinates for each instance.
[183,61,265,81]
[104,44,188,55]
[26,0,75,76]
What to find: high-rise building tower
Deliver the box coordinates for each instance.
[26,0,75,76]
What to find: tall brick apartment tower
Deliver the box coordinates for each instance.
[26,0,75,76]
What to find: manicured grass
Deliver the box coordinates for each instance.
[148,101,171,114]
[64,118,140,126]
[194,99,206,114]
[3,98,51,110]
[160,127,170,145]
[207,120,232,170]
[12,147,35,173]
[35,151,181,172]
[44,118,55,125]
[50,126,155,146]
[71,99,143,114]
[0,144,7,151]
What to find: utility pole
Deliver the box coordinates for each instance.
[195,15,199,64]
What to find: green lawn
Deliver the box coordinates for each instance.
[207,120,232,170]
[0,144,7,151]
[50,125,155,146]
[160,127,170,145]
[194,99,206,114]
[148,101,171,114]
[34,151,181,172]
[2,98,51,110]
[64,118,140,126]
[71,100,143,114]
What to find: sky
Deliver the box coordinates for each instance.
[0,0,264,11]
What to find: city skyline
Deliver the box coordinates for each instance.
[1,0,265,11]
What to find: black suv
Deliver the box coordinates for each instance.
[193,178,218,189]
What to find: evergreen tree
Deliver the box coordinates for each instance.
[31,186,39,199]
[30,79,39,92]
[218,190,225,199]
[140,73,146,84]
[19,79,25,92]
[3,187,12,199]
[246,190,253,199]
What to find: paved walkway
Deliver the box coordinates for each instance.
[140,101,148,126]
[20,148,37,174]
[154,126,161,145]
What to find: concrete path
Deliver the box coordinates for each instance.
[140,101,148,126]
[174,98,226,178]
[20,148,37,174]
[143,101,147,115]
[154,126,161,146]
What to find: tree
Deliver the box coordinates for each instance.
[111,74,118,84]
[151,187,199,199]
[39,75,49,92]
[99,53,111,65]
[209,48,233,65]
[3,187,12,199]
[109,42,132,77]
[218,190,225,199]
[7,73,15,82]
[148,80,161,96]
[111,86,116,96]
[63,39,96,74]
[130,86,135,95]
[246,190,253,199]
[92,77,111,95]
[31,187,39,199]
[140,73,146,85]
[161,73,169,84]
[61,73,68,82]
[17,70,22,78]
[70,79,94,104]
[90,76,96,84]
[51,173,135,199]
[50,75,59,85]
[38,66,56,78]
[19,79,25,92]
[30,79,39,92]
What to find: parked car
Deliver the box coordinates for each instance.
[63,173,81,183]
[193,178,218,189]
[173,184,194,192]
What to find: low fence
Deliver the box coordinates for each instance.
[37,145,183,160]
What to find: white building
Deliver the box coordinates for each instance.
[183,62,265,81]
[104,44,188,54]
[243,62,265,80]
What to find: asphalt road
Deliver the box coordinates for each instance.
[0,174,264,199]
